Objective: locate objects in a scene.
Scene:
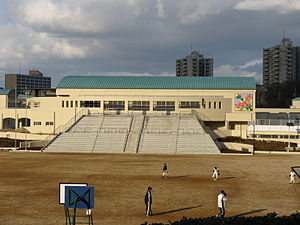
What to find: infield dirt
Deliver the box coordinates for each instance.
[0,152,300,225]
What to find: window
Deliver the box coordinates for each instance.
[75,101,78,107]
[104,101,125,110]
[66,101,69,108]
[214,102,217,109]
[208,102,211,109]
[80,101,101,108]
[46,122,54,126]
[128,101,150,111]
[70,101,73,108]
[179,101,200,109]
[34,122,41,126]
[34,102,40,108]
[219,101,222,109]
[153,101,175,111]
[62,101,64,108]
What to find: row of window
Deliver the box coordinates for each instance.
[62,100,222,110]
[250,134,300,139]
[34,121,54,126]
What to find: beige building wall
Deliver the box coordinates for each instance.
[0,88,256,135]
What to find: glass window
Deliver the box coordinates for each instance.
[62,101,64,108]
[75,101,78,107]
[153,101,175,111]
[70,101,73,108]
[79,101,101,108]
[219,101,222,109]
[66,101,69,108]
[128,101,150,111]
[104,101,125,110]
[179,101,200,109]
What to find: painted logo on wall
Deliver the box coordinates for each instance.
[235,94,253,111]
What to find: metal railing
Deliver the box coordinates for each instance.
[256,119,300,126]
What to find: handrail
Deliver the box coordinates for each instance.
[40,108,89,151]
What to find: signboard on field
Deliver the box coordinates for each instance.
[64,186,94,209]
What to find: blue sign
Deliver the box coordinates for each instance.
[64,186,94,209]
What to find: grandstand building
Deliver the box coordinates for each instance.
[0,76,256,134]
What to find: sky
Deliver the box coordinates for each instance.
[1,0,300,87]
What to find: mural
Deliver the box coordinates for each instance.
[235,94,253,111]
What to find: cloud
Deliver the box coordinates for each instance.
[155,0,165,18]
[215,59,262,84]
[239,59,263,69]
[234,0,300,13]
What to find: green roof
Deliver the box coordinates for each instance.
[57,76,256,90]
[293,97,300,101]
[0,89,12,95]
[18,94,34,98]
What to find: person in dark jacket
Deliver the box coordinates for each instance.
[144,187,152,216]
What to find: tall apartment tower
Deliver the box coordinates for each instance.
[176,50,213,77]
[263,38,300,87]
[5,70,51,94]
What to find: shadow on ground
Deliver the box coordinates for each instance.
[169,175,191,179]
[234,208,268,217]
[153,205,201,216]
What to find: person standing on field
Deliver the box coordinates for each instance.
[290,170,297,184]
[212,166,220,180]
[162,163,168,179]
[217,190,228,218]
[144,187,152,216]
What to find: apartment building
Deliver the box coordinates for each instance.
[263,38,300,86]
[5,70,51,95]
[176,50,213,77]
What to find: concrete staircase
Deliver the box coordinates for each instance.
[44,114,220,154]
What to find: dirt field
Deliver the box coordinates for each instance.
[0,152,300,225]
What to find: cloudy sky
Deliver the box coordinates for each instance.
[1,0,300,87]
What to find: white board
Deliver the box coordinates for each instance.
[59,183,88,204]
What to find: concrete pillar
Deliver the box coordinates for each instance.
[0,113,3,129]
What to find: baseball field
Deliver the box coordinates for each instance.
[0,152,300,225]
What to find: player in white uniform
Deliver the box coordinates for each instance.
[290,170,297,184]
[212,167,220,180]
[162,163,168,179]
[217,190,228,217]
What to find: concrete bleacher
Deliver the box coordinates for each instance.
[44,114,220,154]
[92,116,132,153]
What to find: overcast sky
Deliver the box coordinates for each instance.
[1,0,300,87]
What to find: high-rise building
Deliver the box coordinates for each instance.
[263,38,300,86]
[5,70,51,95]
[176,50,213,77]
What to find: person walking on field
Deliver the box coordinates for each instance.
[144,187,152,216]
[217,190,228,218]
[162,163,168,179]
[212,166,220,180]
[290,170,297,184]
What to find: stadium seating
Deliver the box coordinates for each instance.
[44,114,220,154]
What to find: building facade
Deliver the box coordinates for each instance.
[5,70,51,95]
[176,51,213,77]
[0,76,255,136]
[263,38,300,86]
